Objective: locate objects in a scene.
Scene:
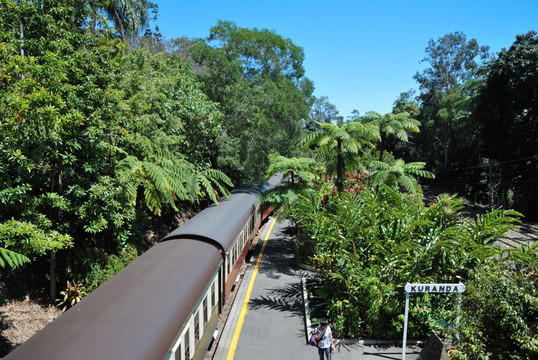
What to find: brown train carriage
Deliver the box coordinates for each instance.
[4,174,282,360]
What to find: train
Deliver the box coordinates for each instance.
[4,174,283,360]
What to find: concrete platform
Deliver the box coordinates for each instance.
[212,217,421,360]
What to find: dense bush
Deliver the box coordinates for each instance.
[453,261,538,359]
[290,177,532,351]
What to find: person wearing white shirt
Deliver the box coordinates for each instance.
[310,318,334,360]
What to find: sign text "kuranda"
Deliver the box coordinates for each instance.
[404,283,466,293]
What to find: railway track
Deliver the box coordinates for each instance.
[422,186,538,250]
[496,224,538,249]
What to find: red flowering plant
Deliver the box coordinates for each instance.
[319,174,339,204]
[322,172,369,194]
[343,172,369,193]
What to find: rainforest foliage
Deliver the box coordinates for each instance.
[264,125,536,358]
[261,31,537,358]
[0,0,311,296]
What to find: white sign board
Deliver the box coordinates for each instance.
[405,283,466,294]
[401,283,465,359]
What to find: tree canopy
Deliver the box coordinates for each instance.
[187,20,314,183]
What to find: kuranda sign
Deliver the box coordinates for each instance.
[404,283,466,293]
[401,282,466,359]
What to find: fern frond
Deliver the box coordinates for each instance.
[198,173,217,203]
[144,183,165,215]
[0,247,30,269]
[299,130,325,148]
[399,175,418,193]
[369,160,391,170]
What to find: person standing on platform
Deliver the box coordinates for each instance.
[311,318,334,360]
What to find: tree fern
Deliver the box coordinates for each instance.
[200,168,233,194]
[369,158,435,193]
[300,120,380,191]
[197,168,233,204]
[363,111,420,160]
[116,150,232,215]
[0,247,30,269]
[265,155,317,184]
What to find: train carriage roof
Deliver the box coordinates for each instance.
[160,173,283,253]
[161,191,258,254]
[5,240,222,360]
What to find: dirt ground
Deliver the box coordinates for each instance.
[0,297,61,357]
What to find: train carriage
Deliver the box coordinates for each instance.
[4,174,282,360]
[5,239,223,360]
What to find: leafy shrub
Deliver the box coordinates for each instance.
[68,244,139,292]
[294,183,524,341]
[84,245,139,291]
[56,281,87,312]
[452,260,538,360]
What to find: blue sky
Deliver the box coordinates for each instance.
[151,0,537,117]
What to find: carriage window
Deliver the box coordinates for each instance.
[184,330,190,360]
[211,282,216,310]
[234,245,237,264]
[194,311,200,344]
[203,298,208,326]
[174,342,181,360]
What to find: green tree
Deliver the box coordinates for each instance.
[307,96,343,131]
[114,49,224,167]
[475,31,538,218]
[265,155,317,184]
[188,21,314,183]
[0,0,129,298]
[414,31,489,110]
[362,111,420,161]
[413,31,489,197]
[260,155,319,218]
[116,153,232,216]
[300,120,380,192]
[433,80,480,167]
[113,49,232,213]
[100,0,158,42]
[392,90,420,118]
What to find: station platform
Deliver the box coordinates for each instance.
[212,217,421,360]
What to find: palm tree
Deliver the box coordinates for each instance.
[259,155,318,217]
[362,111,420,161]
[300,120,380,192]
[265,155,317,184]
[100,0,157,42]
[369,158,434,194]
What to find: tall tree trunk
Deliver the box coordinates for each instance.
[379,133,386,161]
[49,250,57,300]
[113,7,127,42]
[19,20,24,56]
[48,167,63,300]
[336,139,344,192]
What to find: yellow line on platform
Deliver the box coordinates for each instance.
[225,216,278,360]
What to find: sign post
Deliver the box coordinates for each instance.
[401,283,465,359]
